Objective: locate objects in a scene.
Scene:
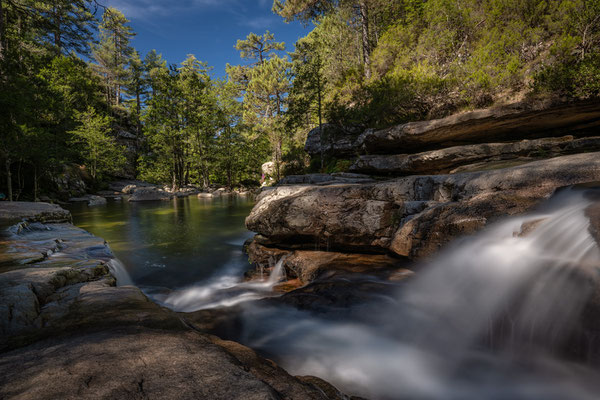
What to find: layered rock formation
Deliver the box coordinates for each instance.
[0,203,345,400]
[248,152,600,259]
[248,102,600,280]
[306,101,600,159]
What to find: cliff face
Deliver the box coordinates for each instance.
[305,101,600,173]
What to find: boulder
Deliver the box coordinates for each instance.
[247,152,600,259]
[304,124,363,157]
[88,195,107,206]
[0,328,342,400]
[246,240,412,285]
[262,161,275,177]
[351,135,600,176]
[357,100,600,154]
[128,187,173,202]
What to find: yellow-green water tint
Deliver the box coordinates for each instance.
[67,195,255,289]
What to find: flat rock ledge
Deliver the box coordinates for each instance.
[304,100,600,157]
[247,152,600,259]
[0,202,71,226]
[0,205,346,400]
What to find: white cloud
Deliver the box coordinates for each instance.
[241,15,277,29]
[102,0,240,20]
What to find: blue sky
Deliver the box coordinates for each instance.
[102,0,311,78]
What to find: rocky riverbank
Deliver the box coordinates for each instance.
[0,203,346,400]
[244,101,600,288]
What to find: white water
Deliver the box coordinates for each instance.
[152,252,287,311]
[107,258,134,286]
[233,189,600,399]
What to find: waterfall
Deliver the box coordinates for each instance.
[235,188,600,400]
[267,256,287,285]
[155,254,289,312]
[107,258,134,286]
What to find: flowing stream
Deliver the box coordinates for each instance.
[70,189,600,399]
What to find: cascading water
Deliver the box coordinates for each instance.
[229,188,600,399]
[151,253,288,311]
[106,258,134,286]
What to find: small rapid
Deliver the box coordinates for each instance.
[227,188,600,399]
[149,253,287,311]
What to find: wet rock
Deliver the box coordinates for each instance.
[128,187,173,202]
[0,202,71,226]
[390,191,540,258]
[514,218,547,237]
[248,152,600,259]
[351,136,600,176]
[247,241,411,285]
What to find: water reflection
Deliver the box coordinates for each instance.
[69,196,255,289]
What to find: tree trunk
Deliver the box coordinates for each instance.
[317,73,324,170]
[0,0,5,61]
[359,0,371,80]
[34,167,38,201]
[5,158,12,202]
[53,5,62,53]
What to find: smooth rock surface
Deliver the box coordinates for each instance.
[0,328,339,400]
[0,202,71,226]
[247,152,600,258]
[351,135,600,175]
[358,100,600,154]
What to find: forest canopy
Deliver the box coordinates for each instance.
[0,0,598,200]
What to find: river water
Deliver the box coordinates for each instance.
[69,190,600,399]
[69,196,256,291]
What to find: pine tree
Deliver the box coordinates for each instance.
[273,0,373,78]
[126,49,145,146]
[92,7,135,108]
[41,0,96,55]
[144,49,167,97]
[235,30,285,65]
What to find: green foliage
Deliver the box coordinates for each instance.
[69,107,126,180]
[92,7,135,108]
[235,31,285,64]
